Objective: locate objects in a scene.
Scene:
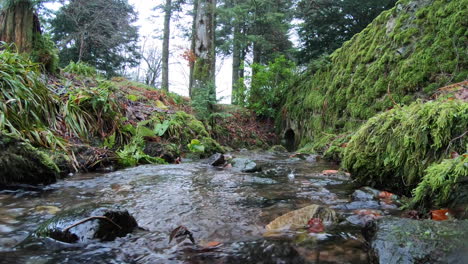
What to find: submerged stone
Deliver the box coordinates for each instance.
[364,217,468,264]
[232,158,261,173]
[0,132,59,186]
[207,153,225,167]
[269,145,288,152]
[33,204,138,243]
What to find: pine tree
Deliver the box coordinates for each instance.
[50,0,140,76]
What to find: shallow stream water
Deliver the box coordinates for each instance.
[0,151,400,263]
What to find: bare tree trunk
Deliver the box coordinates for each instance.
[231,21,241,104]
[189,0,199,97]
[192,0,216,89]
[0,1,39,53]
[78,32,85,61]
[161,0,172,92]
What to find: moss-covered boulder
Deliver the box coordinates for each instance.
[364,217,468,264]
[143,142,180,163]
[343,100,467,194]
[411,154,468,215]
[280,0,467,150]
[0,132,59,185]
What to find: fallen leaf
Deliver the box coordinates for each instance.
[322,170,339,175]
[202,241,222,248]
[307,218,324,233]
[169,225,195,244]
[378,191,394,199]
[35,206,61,215]
[265,204,337,231]
[354,209,381,217]
[431,209,449,221]
[340,143,348,148]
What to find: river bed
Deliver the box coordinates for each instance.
[0,151,400,263]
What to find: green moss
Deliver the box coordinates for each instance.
[167,111,210,145]
[323,133,353,162]
[343,100,467,194]
[199,137,224,157]
[0,132,59,185]
[31,34,59,73]
[410,155,468,210]
[279,0,468,151]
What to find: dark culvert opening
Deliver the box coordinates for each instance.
[283,129,296,152]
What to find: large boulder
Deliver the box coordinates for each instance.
[0,132,59,185]
[363,217,468,264]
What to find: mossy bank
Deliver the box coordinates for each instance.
[279,0,467,152]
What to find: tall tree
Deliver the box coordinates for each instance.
[188,0,199,97]
[0,0,40,52]
[192,0,216,89]
[51,0,140,76]
[296,0,397,63]
[161,0,172,91]
[216,0,294,104]
[190,0,216,119]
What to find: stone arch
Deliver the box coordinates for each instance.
[283,129,296,152]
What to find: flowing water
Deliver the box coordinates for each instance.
[0,152,400,264]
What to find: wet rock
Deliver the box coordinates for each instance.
[231,158,261,173]
[351,189,376,201]
[269,145,288,152]
[207,153,225,166]
[346,209,383,226]
[0,132,59,185]
[143,142,179,163]
[33,205,138,243]
[363,217,468,264]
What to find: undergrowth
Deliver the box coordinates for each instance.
[0,45,64,149]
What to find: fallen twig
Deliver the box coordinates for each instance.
[63,216,122,233]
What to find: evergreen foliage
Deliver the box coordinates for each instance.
[63,61,97,77]
[280,0,468,151]
[50,0,140,76]
[411,154,468,210]
[237,56,296,118]
[343,100,468,193]
[296,0,397,63]
[30,33,59,73]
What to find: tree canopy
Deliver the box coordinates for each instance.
[50,0,140,76]
[296,0,397,63]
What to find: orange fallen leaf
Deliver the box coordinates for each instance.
[378,191,394,199]
[431,209,449,221]
[340,143,348,148]
[322,170,339,175]
[354,209,381,217]
[204,241,222,248]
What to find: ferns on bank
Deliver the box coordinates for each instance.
[0,45,64,148]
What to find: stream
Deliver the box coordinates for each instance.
[0,151,401,263]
